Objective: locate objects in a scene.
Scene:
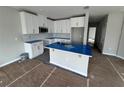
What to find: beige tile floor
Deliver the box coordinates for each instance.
[0,49,124,87]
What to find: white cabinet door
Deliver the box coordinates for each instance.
[47,19,51,33]
[62,19,70,33]
[37,42,44,55]
[32,44,38,57]
[71,17,85,27]
[58,21,62,33]
[38,15,47,28]
[54,19,71,34]
[47,19,54,33]
[56,20,65,33]
[66,19,71,33]
[54,21,59,33]
[54,21,57,33]
[33,42,44,56]
[51,20,54,33]
[58,20,63,33]
[32,15,39,34]
[20,11,39,34]
[24,41,44,59]
[61,20,65,33]
[20,12,33,34]
[38,15,44,27]
[43,16,48,28]
[61,20,66,33]
[25,13,34,34]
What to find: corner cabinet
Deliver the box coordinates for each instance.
[24,41,44,59]
[20,11,39,34]
[70,17,85,27]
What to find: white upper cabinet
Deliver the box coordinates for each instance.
[32,14,39,34]
[47,19,54,33]
[38,15,47,28]
[54,19,71,33]
[70,17,85,27]
[20,11,39,34]
[60,20,65,33]
[64,19,71,33]
[54,21,60,33]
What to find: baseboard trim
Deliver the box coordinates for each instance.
[116,55,124,60]
[0,57,21,68]
[103,52,124,60]
[102,52,116,56]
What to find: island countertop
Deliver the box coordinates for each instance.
[46,42,92,56]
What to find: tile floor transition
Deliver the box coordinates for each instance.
[0,48,124,87]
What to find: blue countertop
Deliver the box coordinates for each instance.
[25,40,42,43]
[46,42,92,56]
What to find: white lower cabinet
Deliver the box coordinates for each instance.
[50,48,90,77]
[24,41,44,59]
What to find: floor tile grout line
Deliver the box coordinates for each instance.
[121,73,124,76]
[87,78,90,87]
[40,67,57,87]
[105,56,124,82]
[6,63,42,87]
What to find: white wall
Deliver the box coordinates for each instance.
[103,13,123,55]
[117,19,124,58]
[95,16,108,51]
[0,7,24,66]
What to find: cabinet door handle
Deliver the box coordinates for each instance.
[37,46,40,50]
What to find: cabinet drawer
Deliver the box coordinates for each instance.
[32,44,38,57]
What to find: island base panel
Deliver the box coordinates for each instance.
[50,48,89,77]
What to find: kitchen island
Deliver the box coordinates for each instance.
[46,42,92,77]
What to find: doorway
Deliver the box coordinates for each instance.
[88,27,96,46]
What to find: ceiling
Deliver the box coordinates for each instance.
[11,6,124,22]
